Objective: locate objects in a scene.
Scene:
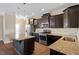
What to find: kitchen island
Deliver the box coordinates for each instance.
[49,37,79,55]
[13,34,35,55]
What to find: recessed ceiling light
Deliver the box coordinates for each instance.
[41,8,45,11]
[58,3,64,5]
[32,12,35,15]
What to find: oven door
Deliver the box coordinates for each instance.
[39,34,47,45]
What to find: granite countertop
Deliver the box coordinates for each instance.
[48,33,77,36]
[34,32,77,36]
[14,34,35,40]
[49,37,79,55]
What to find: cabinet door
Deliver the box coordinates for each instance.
[50,16,56,28]
[55,14,63,28]
[64,5,79,28]
[36,18,42,28]
[24,38,34,51]
[68,7,78,28]
[37,17,49,28]
[77,6,79,27]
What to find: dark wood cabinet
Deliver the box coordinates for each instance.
[37,18,43,28]
[63,5,79,28]
[36,18,47,28]
[36,13,50,28]
[31,5,79,28]
[39,34,62,46]
[50,16,56,28]
[55,14,63,28]
[13,37,35,55]
[50,14,63,28]
[50,49,66,55]
[35,13,64,28]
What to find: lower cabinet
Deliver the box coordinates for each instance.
[47,35,62,46]
[50,49,66,55]
[39,35,62,46]
[13,38,35,55]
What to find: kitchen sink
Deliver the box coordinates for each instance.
[63,37,75,42]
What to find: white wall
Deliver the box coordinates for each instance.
[0,15,3,40]
[3,12,15,43]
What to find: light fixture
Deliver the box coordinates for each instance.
[32,12,35,16]
[41,8,45,11]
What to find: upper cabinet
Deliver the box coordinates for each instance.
[35,13,64,28]
[55,14,63,28]
[37,13,50,28]
[63,5,79,28]
[50,15,55,28]
[50,14,64,28]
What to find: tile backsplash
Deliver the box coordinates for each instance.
[36,28,77,34]
[36,28,79,40]
[36,28,79,47]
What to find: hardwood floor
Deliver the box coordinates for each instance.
[1,40,78,55]
[0,41,50,55]
[0,41,17,55]
[33,42,50,55]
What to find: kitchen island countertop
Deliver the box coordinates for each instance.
[49,37,79,55]
[14,34,35,40]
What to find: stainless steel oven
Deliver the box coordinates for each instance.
[39,33,47,45]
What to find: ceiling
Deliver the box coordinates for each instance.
[0,3,78,18]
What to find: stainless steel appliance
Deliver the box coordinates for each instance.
[39,33,47,45]
[25,24,34,35]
